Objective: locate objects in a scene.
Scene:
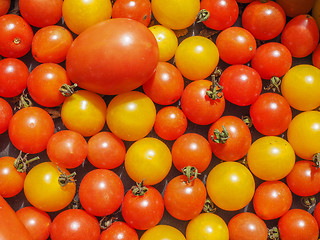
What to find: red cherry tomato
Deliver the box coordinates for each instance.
[0,0,10,16]
[100,221,139,240]
[312,44,320,69]
[313,202,320,228]
[0,98,12,134]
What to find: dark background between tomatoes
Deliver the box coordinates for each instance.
[1,0,317,238]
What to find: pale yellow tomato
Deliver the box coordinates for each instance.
[141,225,186,240]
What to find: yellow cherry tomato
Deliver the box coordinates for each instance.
[24,162,76,212]
[106,91,156,141]
[141,225,186,240]
[151,0,200,30]
[206,162,255,211]
[61,90,107,137]
[281,64,320,111]
[186,213,229,240]
[125,137,172,185]
[247,136,295,181]
[175,36,219,80]
[149,25,178,62]
[62,0,112,35]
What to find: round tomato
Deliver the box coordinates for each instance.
[141,225,186,240]
[0,0,10,16]
[24,162,76,212]
[175,36,219,80]
[125,137,172,185]
[313,202,320,227]
[312,0,320,29]
[206,162,255,211]
[66,18,158,95]
[247,136,295,181]
[106,91,156,141]
[0,98,12,134]
[312,43,320,69]
[100,221,139,240]
[276,0,315,17]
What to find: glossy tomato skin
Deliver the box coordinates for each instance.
[50,209,100,240]
[0,0,10,16]
[276,0,315,17]
[0,14,33,58]
[278,209,319,240]
[9,107,55,154]
[140,225,186,240]
[242,0,286,40]
[100,221,139,240]
[250,93,292,136]
[312,44,320,69]
[200,0,239,30]
[122,186,164,230]
[164,175,206,221]
[79,169,124,217]
[281,15,319,58]
[66,18,158,95]
[314,202,320,228]
[0,58,29,98]
[228,212,268,240]
[208,116,252,161]
[0,98,12,134]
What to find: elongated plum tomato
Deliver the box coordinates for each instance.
[66,18,158,95]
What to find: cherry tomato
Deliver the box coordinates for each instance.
[151,0,200,30]
[216,27,256,65]
[112,0,151,26]
[141,225,186,240]
[237,0,254,2]
[79,169,124,217]
[278,209,319,240]
[281,64,320,111]
[16,206,51,240]
[125,137,172,185]
[250,93,292,136]
[87,131,126,169]
[287,111,320,160]
[0,98,12,134]
[61,90,107,137]
[143,62,184,105]
[0,58,29,98]
[206,162,255,211]
[106,91,156,141]
[219,65,262,106]
[242,0,286,40]
[50,209,100,240]
[175,36,219,80]
[281,14,319,58]
[100,221,138,240]
[0,0,10,16]
[9,107,55,154]
[313,202,320,228]
[24,162,76,212]
[247,136,295,181]
[0,14,33,58]
[312,43,320,69]
[228,212,268,240]
[32,25,73,63]
[62,0,112,34]
[276,0,315,17]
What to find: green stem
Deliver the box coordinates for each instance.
[268,227,280,240]
[211,125,229,144]
[264,76,281,93]
[59,83,78,97]
[13,151,40,173]
[313,153,320,168]
[14,89,32,110]
[241,116,253,128]
[196,9,210,23]
[203,198,216,213]
[57,166,76,187]
[301,196,316,210]
[99,216,118,230]
[131,181,148,196]
[182,166,199,183]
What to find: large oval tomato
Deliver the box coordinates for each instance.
[0,98,12,134]
[66,18,158,95]
[141,225,186,240]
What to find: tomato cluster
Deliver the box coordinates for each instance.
[1,0,320,239]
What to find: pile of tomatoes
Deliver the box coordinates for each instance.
[1,0,320,239]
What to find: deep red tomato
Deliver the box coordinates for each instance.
[216,27,256,65]
[19,0,63,28]
[237,0,254,2]
[143,62,184,105]
[251,42,292,80]
[286,160,320,196]
[253,181,292,220]
[276,0,315,17]
[100,221,139,240]
[27,63,70,107]
[278,209,319,240]
[163,175,206,221]
[0,0,10,16]
[32,25,73,63]
[228,212,268,240]
[219,65,262,106]
[0,58,29,98]
[242,0,286,40]
[9,107,55,154]
[171,133,212,173]
[312,43,320,69]
[112,0,151,26]
[281,14,319,58]
[79,169,124,217]
[250,93,292,136]
[154,106,188,141]
[50,209,100,240]
[66,18,158,95]
[208,116,252,161]
[121,184,164,230]
[0,98,12,134]
[87,131,126,170]
[16,206,51,240]
[200,0,239,30]
[180,80,225,125]
[313,202,320,228]
[0,14,33,58]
